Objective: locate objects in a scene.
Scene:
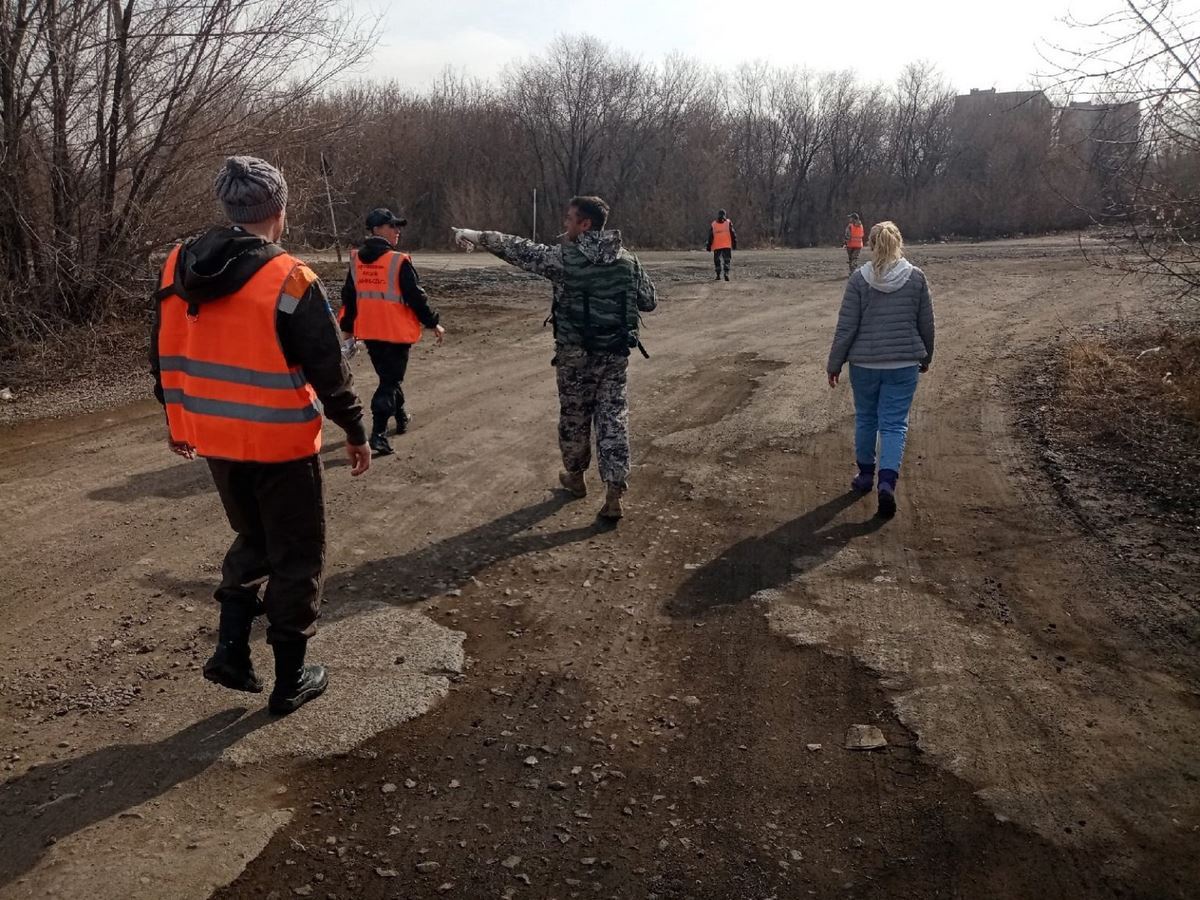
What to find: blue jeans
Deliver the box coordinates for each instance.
[848,365,920,472]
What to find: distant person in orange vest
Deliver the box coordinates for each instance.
[844,212,865,275]
[706,209,737,281]
[339,208,446,457]
[150,155,371,715]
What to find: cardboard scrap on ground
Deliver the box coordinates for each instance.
[844,724,888,751]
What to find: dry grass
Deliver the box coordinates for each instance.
[1029,325,1200,597]
[1047,326,1200,519]
[0,315,151,393]
[1061,330,1200,426]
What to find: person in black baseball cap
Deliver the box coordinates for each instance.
[339,207,445,456]
[364,207,408,229]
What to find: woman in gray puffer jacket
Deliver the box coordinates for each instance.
[826,220,935,519]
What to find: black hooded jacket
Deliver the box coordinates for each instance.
[339,236,440,337]
[150,226,366,447]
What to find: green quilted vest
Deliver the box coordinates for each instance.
[554,244,641,354]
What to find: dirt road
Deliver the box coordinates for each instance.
[1,240,1197,899]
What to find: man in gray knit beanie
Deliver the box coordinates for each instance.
[149,153,372,715]
[213,155,289,223]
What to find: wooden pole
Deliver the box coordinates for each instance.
[321,151,342,263]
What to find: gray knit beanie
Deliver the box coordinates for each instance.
[213,155,288,224]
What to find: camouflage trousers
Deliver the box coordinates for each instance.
[847,247,862,272]
[555,345,630,489]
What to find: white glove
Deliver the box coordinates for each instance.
[340,336,358,359]
[452,227,482,251]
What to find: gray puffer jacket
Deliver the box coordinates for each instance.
[826,259,935,373]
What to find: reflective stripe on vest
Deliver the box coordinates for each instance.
[158,356,306,390]
[156,245,323,463]
[346,248,422,343]
[847,223,865,249]
[161,389,321,424]
[711,219,733,251]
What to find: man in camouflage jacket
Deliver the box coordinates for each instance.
[453,195,657,520]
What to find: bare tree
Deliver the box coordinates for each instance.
[820,72,887,224]
[775,69,830,244]
[0,0,376,342]
[1049,0,1200,295]
[886,62,954,207]
[505,36,652,213]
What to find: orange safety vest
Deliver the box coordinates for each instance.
[847,222,865,249]
[710,219,734,252]
[156,245,322,463]
[343,248,422,344]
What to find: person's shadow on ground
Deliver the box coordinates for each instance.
[319,438,354,470]
[88,440,356,501]
[324,493,613,605]
[670,491,884,617]
[87,460,215,503]
[0,707,270,886]
[142,492,611,609]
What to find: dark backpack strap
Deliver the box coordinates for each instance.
[625,261,647,357]
[155,249,183,303]
[155,250,201,317]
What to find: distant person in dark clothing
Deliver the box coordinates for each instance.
[706,209,737,281]
[340,207,445,456]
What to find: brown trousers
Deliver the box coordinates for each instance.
[207,455,326,645]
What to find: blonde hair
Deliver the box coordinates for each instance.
[869,221,904,274]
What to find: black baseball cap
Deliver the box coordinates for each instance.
[366,207,407,228]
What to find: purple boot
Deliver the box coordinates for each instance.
[851,463,875,494]
[877,469,898,519]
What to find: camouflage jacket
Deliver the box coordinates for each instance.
[477,230,657,353]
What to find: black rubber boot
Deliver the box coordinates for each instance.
[369,431,393,456]
[268,641,329,715]
[203,604,263,693]
[394,409,410,435]
[369,413,394,455]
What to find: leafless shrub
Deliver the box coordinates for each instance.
[0,0,376,345]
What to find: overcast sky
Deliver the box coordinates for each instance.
[350,0,1105,92]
